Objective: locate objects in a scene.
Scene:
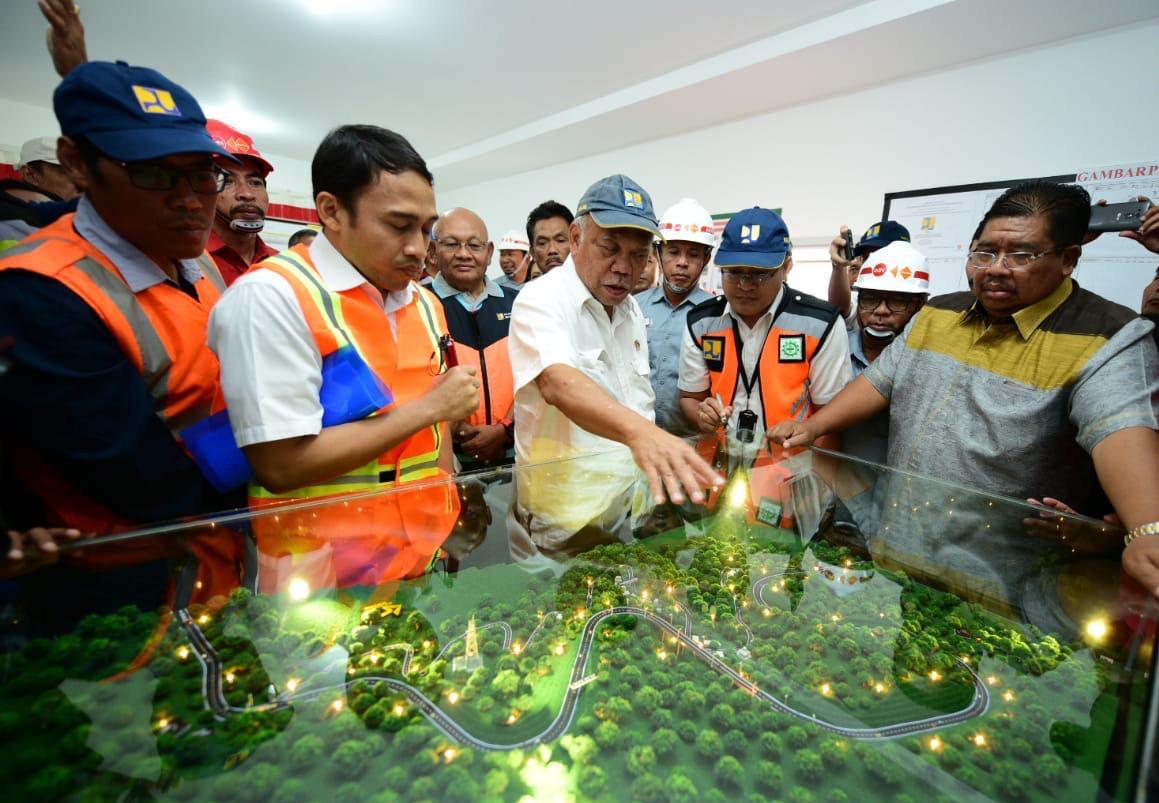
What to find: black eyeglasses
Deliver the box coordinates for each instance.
[721,268,780,285]
[113,160,227,194]
[857,292,916,313]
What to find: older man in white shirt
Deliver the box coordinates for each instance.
[508,175,720,553]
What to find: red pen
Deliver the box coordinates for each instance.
[439,334,459,369]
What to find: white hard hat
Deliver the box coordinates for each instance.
[498,230,529,252]
[17,136,60,168]
[854,241,930,294]
[658,198,716,248]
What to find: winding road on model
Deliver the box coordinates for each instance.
[178,568,989,751]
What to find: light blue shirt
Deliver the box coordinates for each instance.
[431,272,506,312]
[842,326,889,464]
[497,273,523,293]
[72,195,205,292]
[639,284,712,436]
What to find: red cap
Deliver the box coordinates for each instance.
[206,118,274,175]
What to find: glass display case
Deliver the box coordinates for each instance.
[3,439,1156,802]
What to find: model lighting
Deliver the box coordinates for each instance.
[287,577,310,602]
[1003,690,1015,703]
[175,645,190,661]
[447,690,460,704]
[285,677,301,692]
[1085,617,1109,641]
[928,670,942,682]
[928,736,943,752]
[973,733,987,747]
[197,614,211,625]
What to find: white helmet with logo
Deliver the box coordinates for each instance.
[853,241,930,295]
[658,198,716,248]
[498,230,529,252]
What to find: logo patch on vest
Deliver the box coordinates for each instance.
[702,335,725,372]
[778,334,805,363]
[496,312,510,321]
[757,498,783,527]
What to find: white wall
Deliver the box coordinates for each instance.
[440,21,1159,293]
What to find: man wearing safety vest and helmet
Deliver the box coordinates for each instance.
[209,124,480,591]
[842,240,929,463]
[0,61,244,614]
[639,198,714,437]
[496,229,531,291]
[679,207,852,447]
[204,119,277,286]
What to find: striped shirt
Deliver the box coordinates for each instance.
[864,277,1158,507]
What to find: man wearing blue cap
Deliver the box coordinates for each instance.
[0,61,242,599]
[828,220,911,331]
[508,174,721,555]
[679,207,852,446]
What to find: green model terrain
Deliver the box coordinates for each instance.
[0,506,1141,803]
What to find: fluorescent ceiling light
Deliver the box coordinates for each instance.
[203,90,283,136]
[298,0,394,18]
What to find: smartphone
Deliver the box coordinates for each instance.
[842,229,855,261]
[1088,200,1151,232]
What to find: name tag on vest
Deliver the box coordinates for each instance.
[779,334,805,363]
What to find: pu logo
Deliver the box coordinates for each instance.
[900,266,913,280]
[921,216,936,231]
[740,224,761,244]
[866,224,881,239]
[872,262,887,277]
[132,85,181,116]
[623,190,644,209]
[702,338,723,362]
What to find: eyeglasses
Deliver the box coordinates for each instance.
[966,249,1060,270]
[113,160,227,194]
[438,239,487,254]
[721,268,780,285]
[857,292,916,313]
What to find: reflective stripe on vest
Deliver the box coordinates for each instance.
[0,233,223,433]
[246,249,444,501]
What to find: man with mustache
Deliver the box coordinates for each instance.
[209,125,479,505]
[679,207,852,447]
[508,175,721,555]
[638,198,714,437]
[841,240,929,463]
[525,200,573,278]
[0,61,243,603]
[205,119,277,286]
[771,181,1159,596]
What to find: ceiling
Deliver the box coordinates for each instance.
[1,0,1156,191]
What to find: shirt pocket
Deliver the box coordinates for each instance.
[576,347,614,389]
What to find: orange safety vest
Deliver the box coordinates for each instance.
[685,289,842,427]
[246,246,460,591]
[0,215,242,600]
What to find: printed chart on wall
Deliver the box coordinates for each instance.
[883,162,1159,310]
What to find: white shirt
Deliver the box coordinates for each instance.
[508,257,655,532]
[677,287,852,441]
[208,232,415,448]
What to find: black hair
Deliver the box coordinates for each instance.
[311,125,431,218]
[70,135,105,178]
[525,200,574,244]
[288,228,318,248]
[979,181,1091,249]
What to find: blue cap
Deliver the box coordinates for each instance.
[54,61,234,163]
[575,174,661,238]
[715,207,791,270]
[856,220,910,253]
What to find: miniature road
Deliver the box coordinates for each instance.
[180,588,989,749]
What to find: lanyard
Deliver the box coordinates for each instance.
[730,316,773,412]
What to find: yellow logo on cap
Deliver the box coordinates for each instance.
[623,190,643,209]
[132,85,181,116]
[740,224,761,244]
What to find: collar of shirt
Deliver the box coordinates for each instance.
[960,277,1074,340]
[848,326,871,372]
[430,271,504,311]
[640,283,711,310]
[724,285,784,335]
[308,230,414,311]
[207,229,277,262]
[73,195,205,292]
